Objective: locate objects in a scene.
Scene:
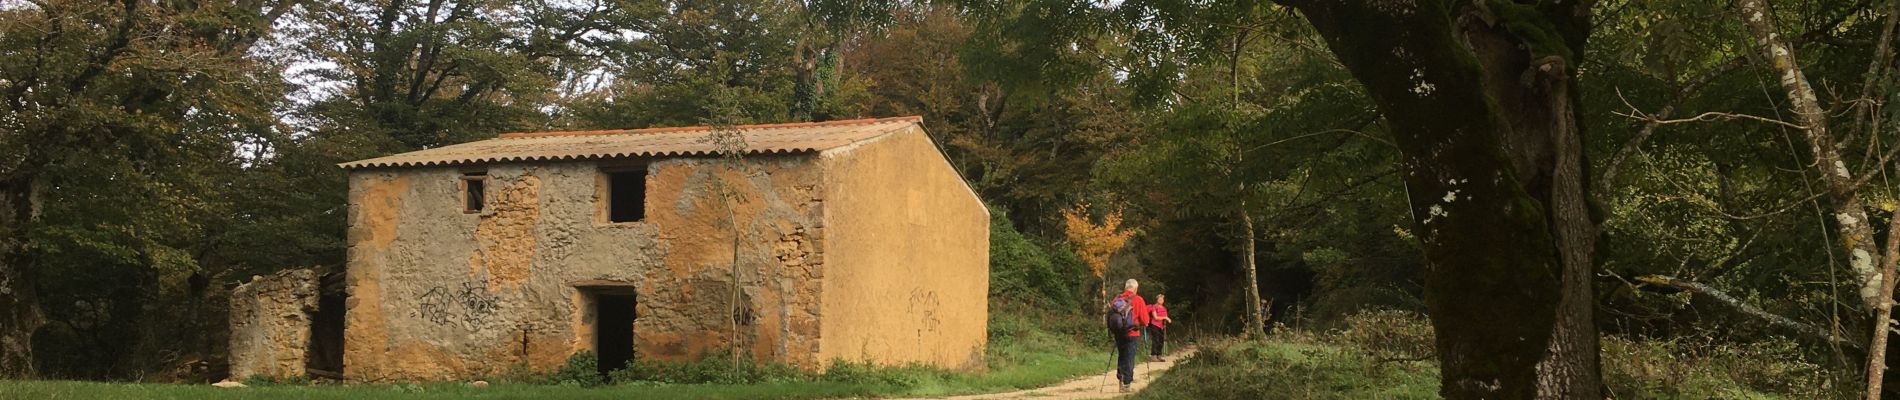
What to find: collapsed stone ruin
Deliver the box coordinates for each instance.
[227,269,317,379]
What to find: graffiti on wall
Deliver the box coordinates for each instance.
[416,282,500,326]
[907,288,941,334]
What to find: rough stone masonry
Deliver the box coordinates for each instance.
[228,269,320,379]
[226,117,989,382]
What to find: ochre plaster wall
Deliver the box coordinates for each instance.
[815,127,990,370]
[343,156,827,381]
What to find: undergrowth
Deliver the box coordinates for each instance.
[1137,308,1853,400]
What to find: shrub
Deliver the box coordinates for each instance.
[237,374,311,386]
[1331,308,1434,363]
[239,374,278,386]
[989,207,1089,310]
[1602,335,1849,399]
[546,351,602,387]
[610,349,808,385]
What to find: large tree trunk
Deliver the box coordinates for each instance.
[1277,1,1602,398]
[1734,0,1886,308]
[0,177,41,377]
[1534,62,1603,400]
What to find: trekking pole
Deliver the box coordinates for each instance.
[1132,333,1147,388]
[1099,343,1113,393]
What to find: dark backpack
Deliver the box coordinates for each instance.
[1104,295,1134,334]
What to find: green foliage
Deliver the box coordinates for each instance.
[608,350,803,385]
[564,0,801,128]
[0,0,297,378]
[815,361,938,387]
[1330,309,1434,363]
[1601,336,1851,399]
[2,0,1890,390]
[1141,312,1847,400]
[238,374,311,387]
[987,206,1089,309]
[956,0,1109,100]
[1095,3,1418,334]
[289,0,640,149]
[1134,337,1439,400]
[547,351,603,387]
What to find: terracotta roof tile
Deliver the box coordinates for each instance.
[339,116,921,169]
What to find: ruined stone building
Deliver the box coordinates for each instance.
[227,116,989,381]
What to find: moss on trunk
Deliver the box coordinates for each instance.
[1279,1,1602,398]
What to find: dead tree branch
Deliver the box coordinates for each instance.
[1865,186,1900,399]
[1636,274,1863,350]
[1611,108,1807,131]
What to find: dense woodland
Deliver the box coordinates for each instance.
[1,0,1898,398]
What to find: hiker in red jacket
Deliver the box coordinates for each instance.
[1109,279,1151,392]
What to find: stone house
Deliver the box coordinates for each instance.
[229,116,989,382]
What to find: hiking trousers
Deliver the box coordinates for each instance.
[1115,334,1139,384]
[1148,326,1167,356]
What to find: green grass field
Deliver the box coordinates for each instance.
[0,380,885,400]
[0,339,1099,400]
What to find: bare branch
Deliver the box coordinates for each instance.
[1597,11,1859,198]
[1610,107,1807,131]
[1865,191,1900,399]
[1598,60,1746,196]
[1245,127,1392,153]
[1636,274,1863,349]
[1710,192,1827,220]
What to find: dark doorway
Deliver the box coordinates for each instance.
[593,293,637,377]
[307,272,347,379]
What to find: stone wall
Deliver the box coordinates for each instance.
[342,155,828,381]
[816,127,991,370]
[229,268,320,380]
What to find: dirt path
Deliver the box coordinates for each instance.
[890,347,1197,400]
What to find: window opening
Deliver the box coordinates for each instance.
[606,168,646,222]
[462,172,487,213]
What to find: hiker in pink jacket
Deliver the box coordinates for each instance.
[1148,294,1173,361]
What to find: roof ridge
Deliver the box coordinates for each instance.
[495,115,923,139]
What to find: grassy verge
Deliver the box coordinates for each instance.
[1137,310,1853,400]
[0,380,890,400]
[1133,338,1438,400]
[0,301,1107,400]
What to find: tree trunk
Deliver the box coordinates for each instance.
[1535,92,1604,400]
[1241,208,1264,337]
[0,177,40,377]
[1532,34,1604,400]
[1867,211,1900,400]
[1734,0,1886,308]
[1232,29,1266,339]
[1277,1,1602,398]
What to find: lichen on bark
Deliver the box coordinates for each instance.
[1277,0,1603,398]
